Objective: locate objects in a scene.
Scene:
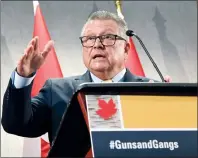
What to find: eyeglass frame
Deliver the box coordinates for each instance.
[79,34,127,48]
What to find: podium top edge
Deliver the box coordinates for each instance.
[76,82,197,96]
[78,82,197,89]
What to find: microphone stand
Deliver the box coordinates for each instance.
[127,30,166,82]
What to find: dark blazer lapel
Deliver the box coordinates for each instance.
[74,70,92,87]
[123,69,145,82]
[79,70,93,83]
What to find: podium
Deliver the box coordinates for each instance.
[48,83,197,158]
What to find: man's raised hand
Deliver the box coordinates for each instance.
[17,36,54,77]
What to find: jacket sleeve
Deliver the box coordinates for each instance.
[1,78,52,137]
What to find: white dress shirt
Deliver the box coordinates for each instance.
[90,68,126,83]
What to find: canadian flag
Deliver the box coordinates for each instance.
[23,1,63,157]
[22,1,93,157]
[115,5,145,77]
[126,37,145,76]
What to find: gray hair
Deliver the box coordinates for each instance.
[81,10,128,40]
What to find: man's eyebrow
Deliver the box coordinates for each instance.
[84,30,116,36]
[83,33,95,36]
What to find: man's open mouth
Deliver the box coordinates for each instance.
[93,54,105,59]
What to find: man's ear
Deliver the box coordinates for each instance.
[124,42,130,61]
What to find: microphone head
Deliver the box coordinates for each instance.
[126,30,135,37]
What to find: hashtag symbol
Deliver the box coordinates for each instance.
[109,140,115,149]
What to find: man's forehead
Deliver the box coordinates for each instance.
[83,19,119,35]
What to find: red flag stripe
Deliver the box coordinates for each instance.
[41,138,50,157]
[32,2,63,157]
[126,37,145,77]
[32,3,63,97]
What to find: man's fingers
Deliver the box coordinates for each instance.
[26,36,39,55]
[20,46,31,65]
[18,53,27,66]
[27,38,35,47]
[24,44,33,59]
[34,36,39,52]
[27,37,37,48]
[42,40,54,58]
[164,75,171,82]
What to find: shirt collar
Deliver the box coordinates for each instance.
[90,68,126,83]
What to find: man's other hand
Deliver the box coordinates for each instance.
[149,75,171,83]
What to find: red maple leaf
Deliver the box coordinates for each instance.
[96,98,117,120]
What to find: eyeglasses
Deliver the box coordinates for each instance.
[79,34,126,47]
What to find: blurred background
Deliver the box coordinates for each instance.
[1,1,197,157]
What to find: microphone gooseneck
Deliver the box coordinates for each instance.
[126,30,165,82]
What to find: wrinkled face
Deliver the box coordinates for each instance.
[81,19,129,74]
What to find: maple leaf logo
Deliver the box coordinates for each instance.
[96,98,117,120]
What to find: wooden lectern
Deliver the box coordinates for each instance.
[48,83,197,158]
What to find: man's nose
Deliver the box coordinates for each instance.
[93,38,104,48]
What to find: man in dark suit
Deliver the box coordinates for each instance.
[2,11,154,156]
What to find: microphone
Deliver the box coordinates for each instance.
[126,30,166,82]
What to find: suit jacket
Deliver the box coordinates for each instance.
[1,69,151,155]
